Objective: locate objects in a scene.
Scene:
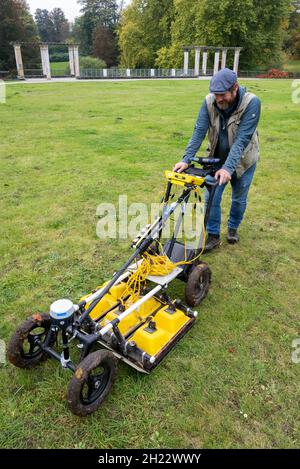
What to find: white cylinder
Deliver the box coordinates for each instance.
[213,50,220,75]
[184,50,189,75]
[14,44,25,79]
[202,50,208,75]
[40,44,51,80]
[50,299,74,320]
[194,48,201,76]
[73,45,80,78]
[68,45,75,76]
[233,49,241,75]
[221,49,227,69]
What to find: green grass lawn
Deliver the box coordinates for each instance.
[0,79,299,449]
[50,61,70,76]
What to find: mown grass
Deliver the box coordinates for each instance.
[0,79,299,449]
[50,61,70,76]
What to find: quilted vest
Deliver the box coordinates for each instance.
[205,92,260,177]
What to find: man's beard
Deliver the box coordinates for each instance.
[216,92,237,110]
[217,102,230,110]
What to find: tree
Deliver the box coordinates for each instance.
[35,8,70,43]
[79,0,119,29]
[0,0,39,70]
[50,8,70,42]
[76,0,119,56]
[284,0,300,58]
[245,0,291,68]
[34,9,55,42]
[156,0,291,69]
[156,0,205,68]
[118,0,174,67]
[118,1,149,67]
[93,25,117,67]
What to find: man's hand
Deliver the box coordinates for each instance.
[173,162,189,173]
[215,169,231,185]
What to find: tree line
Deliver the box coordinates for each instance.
[118,0,300,70]
[0,1,121,70]
[0,0,299,72]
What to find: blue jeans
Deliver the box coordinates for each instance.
[204,163,256,236]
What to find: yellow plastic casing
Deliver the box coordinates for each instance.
[130,304,191,356]
[80,283,127,321]
[80,285,192,357]
[165,170,205,187]
[98,296,162,336]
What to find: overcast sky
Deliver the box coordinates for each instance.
[27,0,81,21]
[27,1,130,22]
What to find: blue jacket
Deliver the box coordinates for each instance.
[182,86,261,175]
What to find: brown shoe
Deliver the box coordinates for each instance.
[227,228,239,244]
[203,234,220,252]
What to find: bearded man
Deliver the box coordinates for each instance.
[174,68,261,251]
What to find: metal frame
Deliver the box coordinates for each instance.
[32,160,220,376]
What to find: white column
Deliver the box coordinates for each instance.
[40,44,51,80]
[183,49,189,75]
[150,68,155,77]
[194,48,201,76]
[73,45,80,78]
[68,45,75,76]
[103,68,108,78]
[233,48,241,75]
[126,68,131,77]
[213,49,220,75]
[171,68,176,77]
[202,49,208,75]
[13,44,25,79]
[221,49,227,69]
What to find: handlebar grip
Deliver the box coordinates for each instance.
[191,157,221,165]
[204,177,218,187]
[201,158,221,164]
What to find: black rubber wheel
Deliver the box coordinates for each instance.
[7,313,54,369]
[185,262,212,307]
[67,350,118,417]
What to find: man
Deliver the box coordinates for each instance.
[174,68,261,251]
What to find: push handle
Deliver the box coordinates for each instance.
[204,176,219,187]
[190,157,221,165]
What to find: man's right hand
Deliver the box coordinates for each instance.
[173,162,189,173]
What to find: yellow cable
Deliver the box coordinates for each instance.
[120,188,207,308]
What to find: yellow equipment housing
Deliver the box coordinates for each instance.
[80,283,192,360]
[165,170,205,187]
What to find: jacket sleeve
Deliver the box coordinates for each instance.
[222,97,261,175]
[182,100,210,164]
